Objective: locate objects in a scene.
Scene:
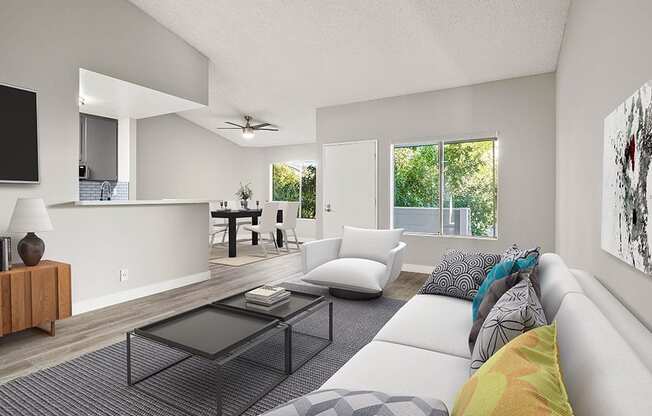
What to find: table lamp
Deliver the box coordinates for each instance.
[7,198,53,266]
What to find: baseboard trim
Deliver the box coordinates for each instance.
[402,263,433,274]
[72,270,211,315]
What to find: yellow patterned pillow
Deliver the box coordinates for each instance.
[453,322,573,416]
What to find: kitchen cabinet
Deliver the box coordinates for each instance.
[80,113,118,181]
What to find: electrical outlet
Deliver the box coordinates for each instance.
[120,269,129,282]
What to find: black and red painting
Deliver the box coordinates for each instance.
[602,81,652,274]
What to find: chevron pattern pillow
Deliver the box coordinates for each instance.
[419,250,501,300]
[262,389,449,416]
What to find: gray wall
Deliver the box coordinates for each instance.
[556,0,652,328]
[0,0,209,309]
[137,114,263,200]
[316,73,556,266]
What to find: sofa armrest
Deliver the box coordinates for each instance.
[302,237,343,273]
[382,241,407,287]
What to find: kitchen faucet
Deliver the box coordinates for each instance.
[99,181,113,201]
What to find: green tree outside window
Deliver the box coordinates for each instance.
[272,161,317,219]
[393,140,496,237]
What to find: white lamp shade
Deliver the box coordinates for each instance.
[7,198,53,233]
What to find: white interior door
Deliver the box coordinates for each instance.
[322,140,377,238]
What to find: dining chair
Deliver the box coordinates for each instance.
[220,200,252,243]
[276,201,301,252]
[243,202,280,256]
[208,202,227,247]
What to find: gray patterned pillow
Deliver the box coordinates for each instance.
[262,389,449,416]
[470,278,547,373]
[419,250,501,300]
[501,244,540,262]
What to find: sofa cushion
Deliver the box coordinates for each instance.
[454,323,573,416]
[470,278,547,372]
[321,341,470,411]
[555,293,652,415]
[419,250,501,301]
[261,389,449,416]
[374,294,473,358]
[537,253,583,321]
[338,226,403,265]
[302,258,387,293]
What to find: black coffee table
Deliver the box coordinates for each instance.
[127,304,289,416]
[215,289,333,373]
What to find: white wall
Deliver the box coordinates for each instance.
[136,119,319,240]
[129,119,138,199]
[48,203,207,314]
[262,144,319,240]
[136,113,264,200]
[0,0,209,310]
[556,0,652,328]
[316,73,556,267]
[117,118,132,183]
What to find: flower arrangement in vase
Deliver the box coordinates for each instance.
[235,182,253,209]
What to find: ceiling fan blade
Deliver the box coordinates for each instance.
[251,123,271,129]
[217,127,242,130]
[256,128,279,131]
[225,121,245,128]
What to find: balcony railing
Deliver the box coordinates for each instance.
[393,207,471,236]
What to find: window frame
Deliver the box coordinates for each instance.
[269,160,318,220]
[390,136,498,239]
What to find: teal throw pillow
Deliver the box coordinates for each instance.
[515,255,538,270]
[471,253,539,321]
[472,260,515,320]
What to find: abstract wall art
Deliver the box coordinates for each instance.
[602,81,652,274]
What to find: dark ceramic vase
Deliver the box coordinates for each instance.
[17,232,45,267]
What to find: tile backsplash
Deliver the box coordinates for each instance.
[79,181,129,201]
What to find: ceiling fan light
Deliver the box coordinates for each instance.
[242,127,255,139]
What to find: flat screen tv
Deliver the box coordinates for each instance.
[0,83,39,183]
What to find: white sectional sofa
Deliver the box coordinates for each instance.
[320,253,652,414]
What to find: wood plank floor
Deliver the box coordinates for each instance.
[0,252,303,384]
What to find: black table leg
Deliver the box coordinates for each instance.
[285,325,292,374]
[329,302,334,341]
[215,366,223,416]
[276,210,284,248]
[228,217,237,257]
[127,332,133,386]
[251,215,258,245]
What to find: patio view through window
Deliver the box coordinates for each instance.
[392,138,497,238]
[271,161,317,219]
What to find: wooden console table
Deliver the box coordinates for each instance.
[0,260,71,336]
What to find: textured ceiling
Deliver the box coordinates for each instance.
[129,0,570,146]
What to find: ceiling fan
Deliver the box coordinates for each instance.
[217,115,278,139]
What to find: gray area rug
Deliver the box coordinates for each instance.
[0,283,405,416]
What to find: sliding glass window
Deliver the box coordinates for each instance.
[271,161,317,219]
[392,138,497,238]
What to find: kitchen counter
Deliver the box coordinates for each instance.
[72,199,210,207]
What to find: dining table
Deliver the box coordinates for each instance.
[211,208,284,257]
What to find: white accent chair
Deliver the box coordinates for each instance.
[301,226,406,299]
[276,201,300,252]
[243,202,280,256]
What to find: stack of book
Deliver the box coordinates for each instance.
[245,286,291,310]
